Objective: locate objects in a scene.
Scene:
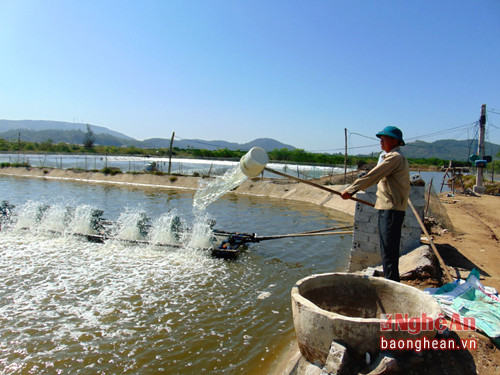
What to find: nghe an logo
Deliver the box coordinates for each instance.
[380,313,476,334]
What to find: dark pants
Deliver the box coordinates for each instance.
[378,210,405,282]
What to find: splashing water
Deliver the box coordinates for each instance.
[113,208,151,241]
[188,213,215,249]
[67,205,101,235]
[193,166,248,211]
[0,175,353,375]
[3,201,214,249]
[148,211,186,245]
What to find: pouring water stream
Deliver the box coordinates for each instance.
[193,147,269,212]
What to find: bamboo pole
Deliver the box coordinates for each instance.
[344,128,347,184]
[168,131,175,174]
[264,167,375,208]
[265,165,453,282]
[254,231,353,242]
[297,225,353,234]
[407,198,454,283]
[425,177,433,217]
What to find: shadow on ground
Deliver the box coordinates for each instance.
[436,243,490,278]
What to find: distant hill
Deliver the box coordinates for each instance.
[403,139,500,161]
[142,138,242,150]
[241,138,296,151]
[2,119,497,159]
[141,137,296,152]
[0,128,137,147]
[0,119,296,151]
[0,120,134,140]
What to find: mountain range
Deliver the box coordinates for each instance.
[0,120,134,140]
[1,119,498,161]
[0,120,295,152]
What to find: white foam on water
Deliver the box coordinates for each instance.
[11,200,42,230]
[112,208,149,240]
[187,214,215,249]
[0,175,353,374]
[38,204,67,232]
[67,205,97,234]
[148,211,185,245]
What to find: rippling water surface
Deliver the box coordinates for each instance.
[0,175,352,374]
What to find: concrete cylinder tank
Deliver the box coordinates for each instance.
[291,272,442,365]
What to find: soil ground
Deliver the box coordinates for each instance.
[433,194,500,292]
[396,193,500,375]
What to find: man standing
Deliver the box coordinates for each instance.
[341,126,410,282]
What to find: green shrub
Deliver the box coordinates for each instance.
[0,162,30,168]
[101,167,122,176]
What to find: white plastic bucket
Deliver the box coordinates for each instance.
[239,147,268,177]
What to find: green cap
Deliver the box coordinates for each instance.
[376,126,405,146]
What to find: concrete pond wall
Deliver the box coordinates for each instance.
[348,185,426,272]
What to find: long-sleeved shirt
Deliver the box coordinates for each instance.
[345,146,410,211]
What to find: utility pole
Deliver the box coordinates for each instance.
[343,128,347,184]
[168,131,175,174]
[17,132,21,163]
[474,104,487,194]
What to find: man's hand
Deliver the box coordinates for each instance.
[340,190,352,200]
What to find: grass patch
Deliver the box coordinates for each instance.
[462,175,500,195]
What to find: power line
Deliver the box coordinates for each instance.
[177,118,489,154]
[309,123,477,153]
[309,143,379,153]
[488,119,500,130]
[348,132,377,141]
[403,121,477,142]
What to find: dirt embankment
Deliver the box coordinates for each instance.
[0,166,357,217]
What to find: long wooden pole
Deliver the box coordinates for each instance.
[168,131,175,174]
[254,231,353,241]
[424,177,433,217]
[265,164,453,282]
[299,225,353,234]
[407,198,453,283]
[264,167,375,207]
[344,128,348,184]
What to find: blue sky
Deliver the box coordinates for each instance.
[1,0,499,154]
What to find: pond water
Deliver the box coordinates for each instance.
[0,174,353,374]
[0,153,353,179]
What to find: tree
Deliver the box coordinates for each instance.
[40,138,53,150]
[83,124,96,149]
